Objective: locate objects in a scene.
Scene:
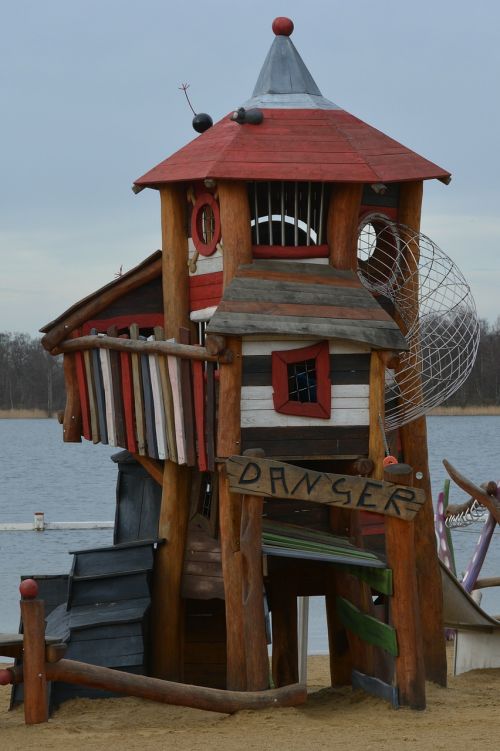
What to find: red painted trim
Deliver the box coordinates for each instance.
[252,244,329,259]
[82,313,163,335]
[192,361,208,472]
[272,341,331,419]
[74,331,91,441]
[189,286,223,303]
[191,193,221,257]
[119,338,137,454]
[189,271,223,288]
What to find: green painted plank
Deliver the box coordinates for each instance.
[336,596,398,656]
[338,564,393,596]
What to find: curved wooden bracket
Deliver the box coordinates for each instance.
[443,459,500,525]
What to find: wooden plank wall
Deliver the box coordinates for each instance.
[69,325,214,470]
[240,339,371,457]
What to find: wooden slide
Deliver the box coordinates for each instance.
[440,561,500,675]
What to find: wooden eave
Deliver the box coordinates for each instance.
[207,260,409,351]
[40,250,162,351]
[134,109,451,188]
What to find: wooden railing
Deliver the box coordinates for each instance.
[61,325,229,470]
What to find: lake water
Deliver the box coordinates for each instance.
[1,417,499,651]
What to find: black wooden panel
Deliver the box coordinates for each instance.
[95,277,163,320]
[361,182,400,208]
[66,636,145,666]
[68,598,151,629]
[351,668,399,707]
[241,425,369,457]
[70,621,143,642]
[70,572,151,608]
[73,544,154,577]
[114,470,161,544]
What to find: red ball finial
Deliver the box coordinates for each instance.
[20,578,39,600]
[272,17,294,36]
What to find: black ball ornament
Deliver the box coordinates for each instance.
[192,113,213,133]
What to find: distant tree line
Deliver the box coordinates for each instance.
[0,333,65,412]
[443,318,500,407]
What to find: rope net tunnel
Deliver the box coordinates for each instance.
[357,214,480,432]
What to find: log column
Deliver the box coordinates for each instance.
[20,579,48,725]
[384,463,426,709]
[397,181,447,686]
[216,180,253,689]
[327,183,363,270]
[151,183,190,680]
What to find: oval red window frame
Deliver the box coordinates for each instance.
[191,193,221,257]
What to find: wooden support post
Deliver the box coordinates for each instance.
[327,183,363,271]
[270,583,298,687]
[327,506,352,686]
[397,180,447,687]
[240,493,269,690]
[62,352,82,442]
[19,579,48,725]
[218,465,246,690]
[150,183,191,680]
[384,463,426,710]
[216,179,253,689]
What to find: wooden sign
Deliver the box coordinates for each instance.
[226,456,425,521]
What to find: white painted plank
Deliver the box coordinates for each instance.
[99,349,116,447]
[242,339,371,356]
[454,630,500,675]
[167,348,187,465]
[149,354,168,460]
[240,408,369,428]
[241,384,370,401]
[241,396,369,411]
[188,239,223,275]
[190,306,217,322]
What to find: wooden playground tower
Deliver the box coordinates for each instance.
[20,16,454,713]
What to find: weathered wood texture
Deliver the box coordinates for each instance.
[240,425,369,458]
[398,180,447,688]
[384,462,426,710]
[56,334,227,362]
[41,658,307,713]
[134,109,451,188]
[20,593,48,724]
[327,183,363,271]
[240,493,269,690]
[268,582,299,687]
[207,260,407,351]
[62,352,82,442]
[151,183,191,680]
[218,465,246,690]
[226,455,425,520]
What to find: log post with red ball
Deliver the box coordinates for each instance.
[19,578,49,725]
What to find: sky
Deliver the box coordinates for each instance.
[1,0,499,336]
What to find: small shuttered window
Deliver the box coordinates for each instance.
[272,341,331,418]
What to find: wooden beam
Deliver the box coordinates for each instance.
[327,183,363,271]
[54,334,230,362]
[384,462,426,709]
[216,180,253,690]
[151,183,191,680]
[397,180,447,687]
[269,583,299,687]
[19,581,48,725]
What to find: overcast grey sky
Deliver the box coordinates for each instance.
[1,0,499,335]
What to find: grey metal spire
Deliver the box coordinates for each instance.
[242,18,340,110]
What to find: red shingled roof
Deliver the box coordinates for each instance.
[134,108,450,188]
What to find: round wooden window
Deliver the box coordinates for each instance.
[357,213,400,290]
[191,193,221,257]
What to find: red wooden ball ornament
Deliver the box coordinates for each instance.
[19,578,39,600]
[272,17,294,36]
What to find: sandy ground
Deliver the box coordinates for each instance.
[1,648,500,751]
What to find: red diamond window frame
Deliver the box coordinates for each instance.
[272,341,331,419]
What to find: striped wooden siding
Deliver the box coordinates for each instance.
[207,260,408,351]
[240,339,370,457]
[71,327,215,470]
